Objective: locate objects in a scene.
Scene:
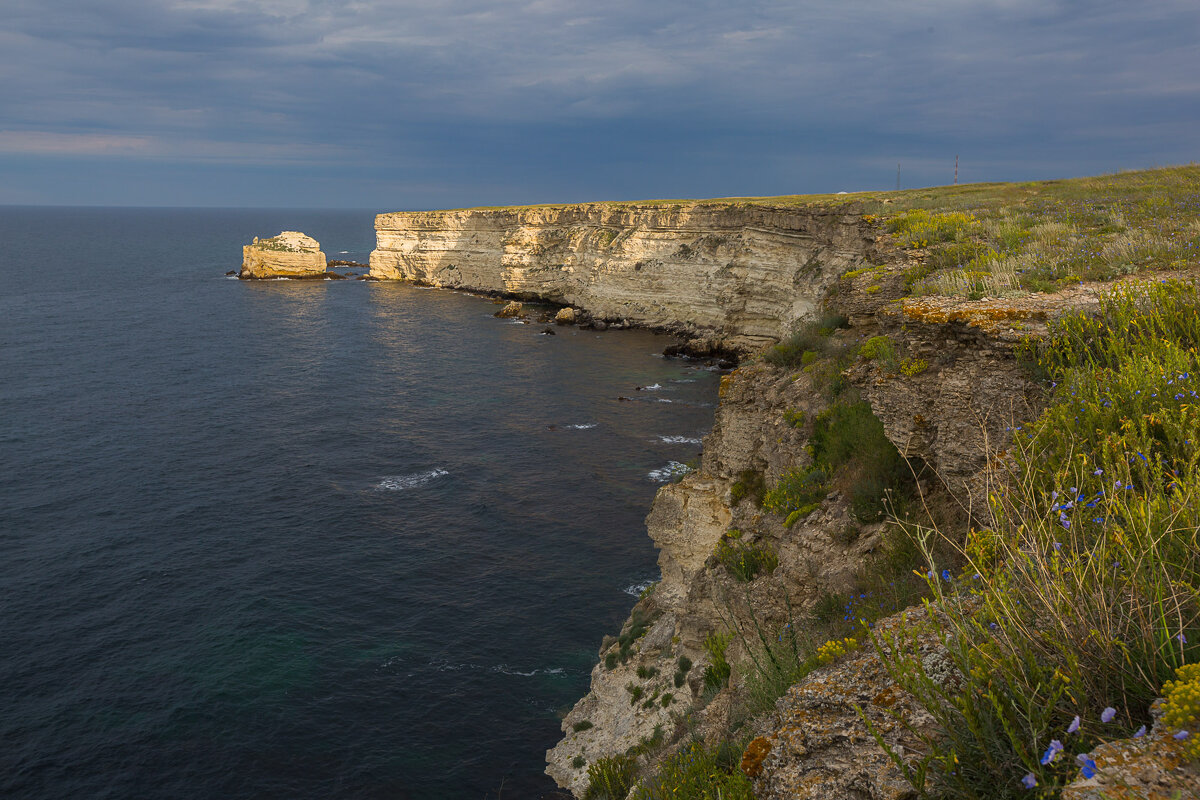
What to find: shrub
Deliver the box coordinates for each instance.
[702,631,733,691]
[673,655,692,688]
[616,609,654,663]
[762,467,828,520]
[584,754,637,800]
[729,469,764,506]
[604,651,618,670]
[763,313,849,368]
[714,535,779,581]
[1162,664,1200,760]
[627,684,644,705]
[630,741,754,800]
[572,720,594,732]
[783,407,806,428]
[858,335,897,370]
[636,665,659,680]
[815,636,858,665]
[812,401,913,522]
[572,755,586,769]
[887,209,979,247]
[899,357,928,376]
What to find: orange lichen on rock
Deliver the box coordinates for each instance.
[741,737,772,778]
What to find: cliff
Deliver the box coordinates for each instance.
[369,204,877,350]
[240,231,327,279]
[366,166,1199,799]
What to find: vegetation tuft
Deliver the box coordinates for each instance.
[870,281,1200,798]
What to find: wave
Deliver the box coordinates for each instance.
[639,383,664,391]
[624,580,656,597]
[491,665,566,677]
[375,469,449,491]
[658,435,703,445]
[566,423,598,430]
[648,461,693,482]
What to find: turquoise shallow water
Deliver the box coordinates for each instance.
[0,207,721,799]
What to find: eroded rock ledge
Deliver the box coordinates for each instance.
[369,203,878,347]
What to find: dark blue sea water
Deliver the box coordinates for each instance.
[0,208,721,799]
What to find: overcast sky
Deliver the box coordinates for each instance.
[2,0,1197,208]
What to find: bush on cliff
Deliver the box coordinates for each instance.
[630,740,753,800]
[873,281,1200,798]
[763,313,848,368]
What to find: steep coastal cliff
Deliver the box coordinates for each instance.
[370,167,1200,799]
[369,204,877,349]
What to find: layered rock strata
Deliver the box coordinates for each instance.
[240,231,327,279]
[369,204,878,349]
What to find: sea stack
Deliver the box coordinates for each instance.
[240,231,327,279]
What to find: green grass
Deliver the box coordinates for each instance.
[885,166,1200,295]
[630,740,754,800]
[714,533,779,582]
[701,631,733,692]
[763,313,849,368]
[870,280,1200,798]
[584,754,638,800]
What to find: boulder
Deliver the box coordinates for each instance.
[555,307,578,325]
[239,231,327,279]
[495,301,525,318]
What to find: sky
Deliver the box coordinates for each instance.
[2,0,1197,208]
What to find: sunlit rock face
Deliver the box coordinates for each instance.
[369,203,878,344]
[240,231,327,279]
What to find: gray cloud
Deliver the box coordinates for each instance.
[2,0,1197,205]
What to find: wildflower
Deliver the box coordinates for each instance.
[1053,541,1062,551]
[1101,707,1116,723]
[1021,773,1037,789]
[1178,632,1188,645]
[1040,739,1064,764]
[1133,725,1147,738]
[1173,730,1190,740]
[1093,468,1103,476]
[941,569,951,581]
[1078,756,1098,779]
[1068,715,1081,733]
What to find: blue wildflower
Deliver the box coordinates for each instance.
[1021,773,1037,789]
[1101,707,1116,723]
[1174,730,1190,740]
[1040,739,1064,764]
[1068,715,1081,733]
[1133,725,1147,738]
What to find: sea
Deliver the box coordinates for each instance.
[0,208,722,799]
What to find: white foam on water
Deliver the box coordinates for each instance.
[375,469,449,491]
[566,423,598,430]
[658,435,703,445]
[492,665,566,677]
[641,383,664,391]
[648,461,693,482]
[624,580,656,597]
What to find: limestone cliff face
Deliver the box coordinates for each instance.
[240,231,327,279]
[369,204,877,345]
[545,252,1074,796]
